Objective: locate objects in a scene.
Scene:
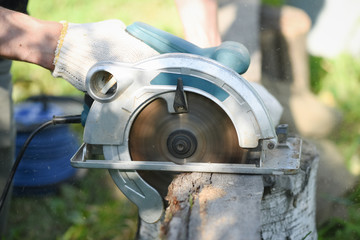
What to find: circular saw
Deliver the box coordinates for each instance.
[70,22,301,223]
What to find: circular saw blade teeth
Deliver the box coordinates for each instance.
[129,92,247,165]
[128,92,248,196]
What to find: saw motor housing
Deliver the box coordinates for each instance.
[70,22,301,223]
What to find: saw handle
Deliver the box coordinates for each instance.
[126,22,250,74]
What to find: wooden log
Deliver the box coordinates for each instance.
[163,173,263,240]
[137,140,319,239]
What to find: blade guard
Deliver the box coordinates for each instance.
[71,54,301,223]
[84,54,276,148]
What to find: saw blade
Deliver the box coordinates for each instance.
[129,92,247,196]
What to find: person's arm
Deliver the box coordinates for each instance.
[0,6,62,70]
[175,0,221,48]
[0,7,159,91]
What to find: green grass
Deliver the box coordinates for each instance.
[318,183,360,240]
[6,170,138,240]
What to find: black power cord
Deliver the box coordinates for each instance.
[0,115,82,213]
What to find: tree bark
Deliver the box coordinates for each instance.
[137,140,319,240]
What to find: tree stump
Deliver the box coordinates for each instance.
[137,140,319,240]
[137,4,319,239]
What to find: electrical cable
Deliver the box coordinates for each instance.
[0,115,81,213]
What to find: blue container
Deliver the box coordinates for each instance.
[14,101,79,195]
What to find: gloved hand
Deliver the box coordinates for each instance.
[52,20,159,91]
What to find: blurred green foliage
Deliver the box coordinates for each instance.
[7,170,138,239]
[311,55,360,170]
[314,54,360,239]
[262,0,285,6]
[318,182,360,240]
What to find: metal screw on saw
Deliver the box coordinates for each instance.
[267,142,275,150]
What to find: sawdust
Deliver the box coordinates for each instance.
[164,196,180,222]
[198,185,226,208]
[198,185,226,239]
[162,173,224,238]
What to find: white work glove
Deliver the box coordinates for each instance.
[52,20,159,91]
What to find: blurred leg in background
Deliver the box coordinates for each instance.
[175,0,221,48]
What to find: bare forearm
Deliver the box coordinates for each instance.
[0,6,62,70]
[175,0,221,48]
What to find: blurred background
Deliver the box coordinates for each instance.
[5,0,360,239]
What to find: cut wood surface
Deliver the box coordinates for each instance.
[137,140,319,240]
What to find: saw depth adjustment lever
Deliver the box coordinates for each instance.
[173,78,188,113]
